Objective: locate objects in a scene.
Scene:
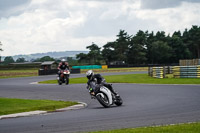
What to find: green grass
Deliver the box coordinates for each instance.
[0,97,78,115]
[0,67,147,79]
[39,74,200,84]
[88,122,200,133]
[81,67,148,74]
[39,77,88,84]
[0,69,38,79]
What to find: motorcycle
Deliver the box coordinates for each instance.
[87,81,123,108]
[57,69,70,85]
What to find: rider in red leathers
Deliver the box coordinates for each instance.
[58,59,69,77]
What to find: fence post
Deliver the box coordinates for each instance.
[163,66,166,78]
[148,67,151,76]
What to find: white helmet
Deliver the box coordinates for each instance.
[86,70,94,80]
[61,59,66,62]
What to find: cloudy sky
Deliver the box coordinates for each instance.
[0,0,200,56]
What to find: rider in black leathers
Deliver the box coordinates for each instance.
[86,70,118,96]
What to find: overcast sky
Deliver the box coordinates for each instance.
[0,0,200,56]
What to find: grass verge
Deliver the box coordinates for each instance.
[0,97,78,115]
[0,69,38,79]
[81,67,148,74]
[39,74,200,84]
[88,122,200,133]
[0,67,147,79]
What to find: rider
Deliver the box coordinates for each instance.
[86,70,118,96]
[57,59,69,77]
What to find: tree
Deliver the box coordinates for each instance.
[0,41,2,52]
[146,31,155,64]
[76,53,89,64]
[102,42,117,65]
[149,41,172,64]
[115,30,130,62]
[127,43,147,64]
[16,57,26,63]
[155,31,167,42]
[127,30,147,64]
[183,25,200,58]
[0,41,3,63]
[86,42,102,64]
[168,34,191,63]
[34,56,55,62]
[4,56,15,64]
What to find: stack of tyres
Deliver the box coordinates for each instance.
[152,67,164,78]
[173,66,200,78]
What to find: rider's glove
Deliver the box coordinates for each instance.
[89,88,93,92]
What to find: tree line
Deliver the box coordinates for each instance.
[1,56,56,65]
[77,25,200,65]
[1,56,79,65]
[1,25,200,66]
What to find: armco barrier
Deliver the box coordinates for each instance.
[38,69,58,75]
[173,66,200,78]
[38,68,80,76]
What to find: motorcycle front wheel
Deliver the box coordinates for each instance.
[96,93,110,108]
[58,80,62,85]
[66,77,69,85]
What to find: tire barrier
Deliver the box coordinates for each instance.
[149,67,165,78]
[173,66,200,78]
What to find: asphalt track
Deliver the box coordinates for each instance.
[0,71,200,133]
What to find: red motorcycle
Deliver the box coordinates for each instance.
[57,69,70,85]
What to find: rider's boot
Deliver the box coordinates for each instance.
[106,84,120,98]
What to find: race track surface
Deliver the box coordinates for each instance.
[0,71,200,133]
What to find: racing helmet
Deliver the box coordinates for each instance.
[61,59,66,64]
[86,70,94,80]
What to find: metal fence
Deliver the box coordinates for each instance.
[179,59,200,66]
[38,68,80,76]
[173,66,200,78]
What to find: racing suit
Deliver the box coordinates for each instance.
[87,74,117,95]
[57,62,69,76]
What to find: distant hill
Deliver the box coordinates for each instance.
[2,51,89,61]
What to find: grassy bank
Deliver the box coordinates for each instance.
[81,67,148,74]
[0,69,38,79]
[0,97,78,115]
[0,67,147,79]
[88,122,200,133]
[39,74,200,84]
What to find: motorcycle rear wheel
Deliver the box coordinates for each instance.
[115,96,123,106]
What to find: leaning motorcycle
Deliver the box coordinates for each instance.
[87,82,123,108]
[57,69,70,85]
